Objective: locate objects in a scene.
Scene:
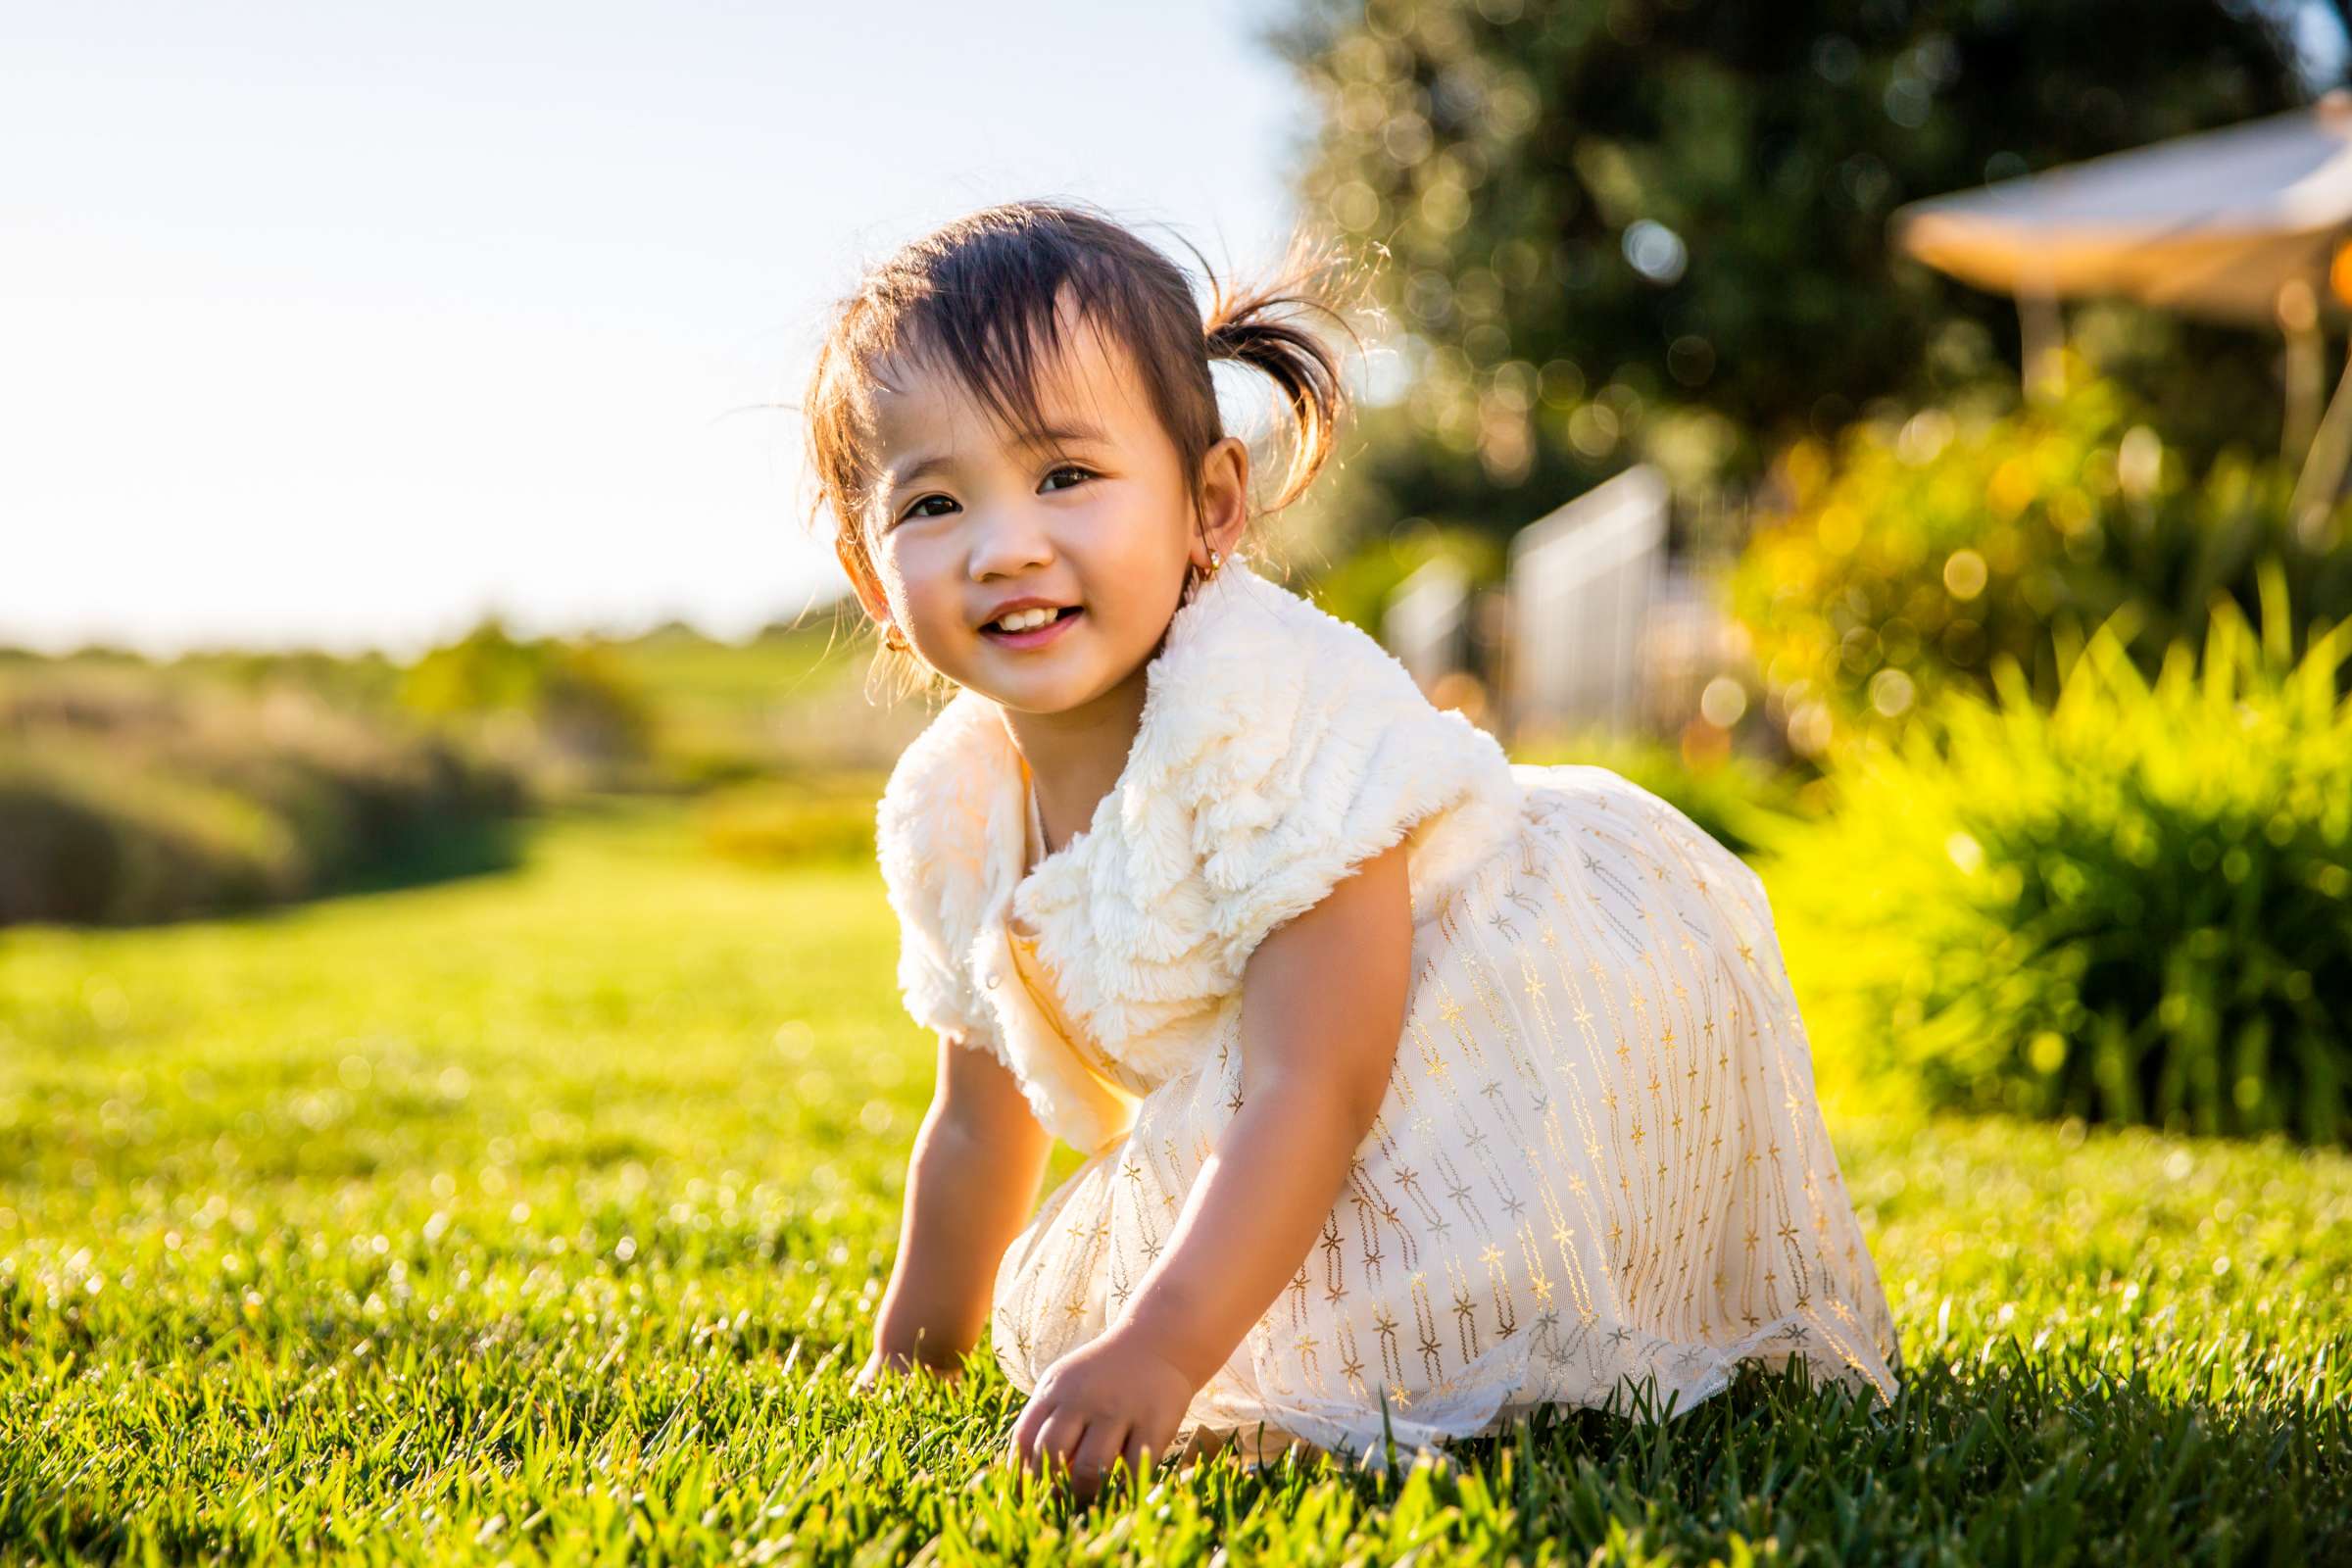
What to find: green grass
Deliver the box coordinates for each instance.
[2,804,2347,1563]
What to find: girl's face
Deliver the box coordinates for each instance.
[856,305,1238,716]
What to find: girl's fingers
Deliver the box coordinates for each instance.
[1117,1431,1158,1490]
[1009,1399,1067,1474]
[1032,1408,1088,1479]
[1068,1417,1130,1498]
[1008,1397,1048,1469]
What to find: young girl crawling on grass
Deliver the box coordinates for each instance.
[805,199,1901,1494]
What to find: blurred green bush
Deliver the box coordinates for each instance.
[1767,564,2352,1146]
[0,667,524,926]
[399,620,656,790]
[693,770,889,868]
[1728,362,2352,760]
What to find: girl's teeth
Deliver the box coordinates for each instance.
[995,607,1062,632]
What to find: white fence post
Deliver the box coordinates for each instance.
[1381,556,1473,696]
[1503,465,1669,743]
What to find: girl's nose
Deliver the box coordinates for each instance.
[966,502,1056,578]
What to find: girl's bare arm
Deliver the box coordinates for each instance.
[1110,838,1412,1385]
[1008,839,1413,1488]
[862,1030,1054,1381]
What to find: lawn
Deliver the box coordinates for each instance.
[2,803,2346,1563]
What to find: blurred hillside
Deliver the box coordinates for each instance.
[0,661,522,926]
[0,602,938,927]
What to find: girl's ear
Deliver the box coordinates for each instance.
[835,535,894,626]
[1197,435,1251,564]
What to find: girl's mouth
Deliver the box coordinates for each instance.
[981,605,1083,649]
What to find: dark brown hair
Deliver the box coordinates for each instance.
[801,198,1365,701]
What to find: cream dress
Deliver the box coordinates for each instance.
[872,556,1902,1471]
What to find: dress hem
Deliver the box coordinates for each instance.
[1167,1350,1898,1476]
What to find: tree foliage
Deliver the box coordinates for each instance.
[1270,0,2331,530]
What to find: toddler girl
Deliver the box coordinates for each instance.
[806,200,1901,1492]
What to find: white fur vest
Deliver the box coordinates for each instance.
[871,553,1527,1152]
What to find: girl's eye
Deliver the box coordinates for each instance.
[895,466,1094,524]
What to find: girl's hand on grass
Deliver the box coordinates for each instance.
[854,1345,962,1394]
[1005,1326,1196,1504]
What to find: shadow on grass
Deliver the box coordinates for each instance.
[325,813,530,900]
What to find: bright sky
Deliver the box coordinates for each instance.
[3,3,1306,656]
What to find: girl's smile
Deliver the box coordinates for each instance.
[980,604,1085,649]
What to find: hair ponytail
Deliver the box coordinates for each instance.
[1199,234,1365,517]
